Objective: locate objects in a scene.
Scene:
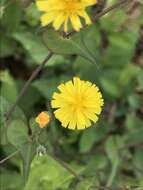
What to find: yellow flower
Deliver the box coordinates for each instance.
[35,112,50,128]
[51,77,104,130]
[36,0,97,32]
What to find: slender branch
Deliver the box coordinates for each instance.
[92,0,131,22]
[47,152,83,181]
[0,149,20,164]
[66,0,131,37]
[5,52,53,122]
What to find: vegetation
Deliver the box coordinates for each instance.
[0,0,143,189]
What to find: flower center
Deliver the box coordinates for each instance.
[63,0,81,14]
[69,93,86,112]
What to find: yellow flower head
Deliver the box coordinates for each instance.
[35,111,50,128]
[51,77,104,130]
[36,0,97,32]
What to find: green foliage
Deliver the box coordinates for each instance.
[7,120,28,148]
[80,124,107,153]
[0,32,15,57]
[24,155,73,190]
[0,96,26,144]
[0,169,23,190]
[21,143,37,184]
[43,28,96,64]
[0,70,18,102]
[0,0,143,189]
[13,29,49,64]
[1,1,22,32]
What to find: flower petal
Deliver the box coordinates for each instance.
[70,15,82,31]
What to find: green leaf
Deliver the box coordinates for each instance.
[137,70,143,90]
[133,148,143,174]
[0,96,26,124]
[0,70,18,102]
[128,94,142,110]
[17,83,41,112]
[80,126,107,153]
[119,64,141,86]
[0,96,26,145]
[85,154,107,173]
[74,56,99,83]
[7,120,29,148]
[43,29,96,64]
[32,76,70,99]
[0,32,15,57]
[100,77,121,98]
[125,113,143,130]
[13,28,64,66]
[24,3,40,26]
[24,155,73,190]
[0,169,23,190]
[75,177,99,190]
[105,137,119,165]
[32,78,58,99]
[100,31,138,68]
[13,29,49,64]
[1,1,22,32]
[79,129,96,153]
[124,127,143,146]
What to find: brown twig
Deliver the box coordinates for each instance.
[5,52,53,122]
[92,0,131,22]
[66,0,131,37]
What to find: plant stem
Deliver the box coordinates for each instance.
[22,143,34,184]
[5,52,53,122]
[47,152,83,181]
[66,0,131,37]
[0,149,20,164]
[106,160,119,187]
[92,0,131,23]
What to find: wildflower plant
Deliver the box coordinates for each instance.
[1,0,142,189]
[35,0,104,131]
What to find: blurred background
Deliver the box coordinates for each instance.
[0,0,143,189]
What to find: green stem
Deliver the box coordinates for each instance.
[22,143,34,184]
[106,160,119,187]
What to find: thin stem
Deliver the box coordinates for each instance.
[23,143,34,184]
[92,0,130,22]
[5,52,53,122]
[47,152,83,181]
[0,149,20,164]
[106,160,119,187]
